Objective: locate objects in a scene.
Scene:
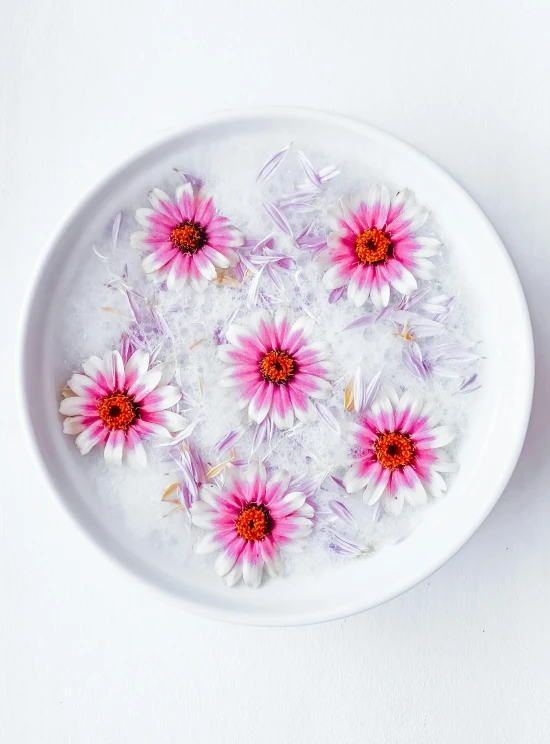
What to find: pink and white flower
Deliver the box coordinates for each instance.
[218,308,338,429]
[190,461,314,587]
[131,185,244,292]
[320,186,440,308]
[342,388,457,515]
[59,349,186,467]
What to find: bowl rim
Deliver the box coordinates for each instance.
[18,106,535,626]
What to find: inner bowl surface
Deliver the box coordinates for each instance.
[20,109,533,626]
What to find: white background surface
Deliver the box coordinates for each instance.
[1,1,548,741]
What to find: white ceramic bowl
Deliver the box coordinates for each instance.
[20,108,534,626]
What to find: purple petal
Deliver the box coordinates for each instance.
[125,290,142,323]
[341,315,375,332]
[214,427,246,454]
[331,476,346,490]
[328,500,357,529]
[328,286,346,304]
[297,151,323,190]
[402,344,428,381]
[256,143,291,183]
[328,532,372,557]
[353,366,384,413]
[318,165,340,183]
[452,373,482,395]
[263,201,293,237]
[276,257,296,271]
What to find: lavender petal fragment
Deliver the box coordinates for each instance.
[452,373,482,395]
[315,402,341,435]
[328,532,374,558]
[111,211,122,251]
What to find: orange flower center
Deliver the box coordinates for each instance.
[170,220,207,255]
[97,392,138,430]
[260,350,296,385]
[375,432,416,470]
[235,503,273,541]
[355,228,392,265]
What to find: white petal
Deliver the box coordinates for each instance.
[103,350,125,390]
[156,410,187,431]
[326,202,344,230]
[375,185,391,228]
[343,462,370,493]
[198,484,222,507]
[195,533,221,555]
[425,470,448,498]
[433,454,460,473]
[323,264,346,290]
[130,231,148,251]
[194,255,217,281]
[175,181,193,202]
[59,397,91,416]
[225,324,252,349]
[364,469,390,505]
[215,550,237,577]
[383,490,404,516]
[402,469,428,507]
[135,208,155,227]
[243,558,263,588]
[271,400,294,430]
[260,546,283,578]
[415,237,441,257]
[104,430,124,466]
[367,184,381,211]
[125,350,150,386]
[192,513,217,530]
[247,460,267,486]
[224,563,243,587]
[292,395,318,424]
[148,188,172,212]
[401,205,429,232]
[153,361,176,386]
[125,440,147,469]
[390,267,418,296]
[339,420,364,444]
[412,258,436,280]
[63,416,87,435]
[424,425,456,448]
[127,368,163,401]
[75,423,104,454]
[280,490,306,512]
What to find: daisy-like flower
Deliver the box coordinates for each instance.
[131,184,244,292]
[218,308,338,429]
[59,349,186,467]
[321,186,439,308]
[342,388,457,515]
[190,461,314,587]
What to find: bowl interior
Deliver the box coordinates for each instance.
[21,110,533,625]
